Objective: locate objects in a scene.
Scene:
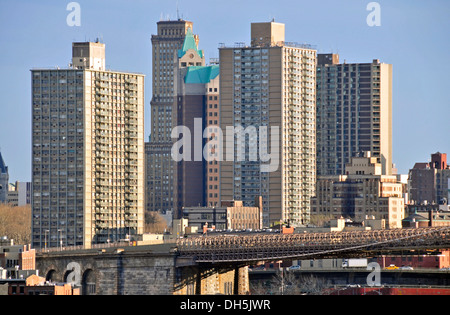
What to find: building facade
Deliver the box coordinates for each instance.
[146,19,198,216]
[219,21,316,227]
[205,61,221,207]
[183,200,262,232]
[31,42,145,248]
[311,152,405,229]
[316,54,393,176]
[7,181,32,207]
[408,152,450,205]
[0,240,36,279]
[173,28,220,217]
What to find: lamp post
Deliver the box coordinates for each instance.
[44,230,49,251]
[58,229,62,251]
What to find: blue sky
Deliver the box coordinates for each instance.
[0,0,449,182]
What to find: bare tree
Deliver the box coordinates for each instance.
[144,211,168,234]
[0,205,31,245]
[251,270,330,295]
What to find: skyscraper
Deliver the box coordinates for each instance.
[219,22,317,227]
[146,19,198,216]
[0,151,9,204]
[31,42,145,249]
[316,54,393,176]
[173,27,220,217]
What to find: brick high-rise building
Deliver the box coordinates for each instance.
[219,22,317,227]
[31,42,145,248]
[316,54,393,176]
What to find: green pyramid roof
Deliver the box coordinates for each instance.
[185,65,220,84]
[178,27,203,59]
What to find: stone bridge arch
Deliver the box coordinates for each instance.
[43,265,62,283]
[37,255,100,295]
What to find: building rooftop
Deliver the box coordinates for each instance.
[178,27,203,59]
[403,213,429,223]
[184,65,219,84]
[0,152,7,174]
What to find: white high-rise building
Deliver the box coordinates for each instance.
[31,42,145,248]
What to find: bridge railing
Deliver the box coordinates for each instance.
[176,227,450,263]
[36,241,131,254]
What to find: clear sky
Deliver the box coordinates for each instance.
[0,0,449,182]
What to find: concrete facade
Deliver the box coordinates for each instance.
[7,181,31,206]
[219,21,317,227]
[316,55,393,176]
[312,152,405,228]
[408,152,450,205]
[31,42,145,249]
[183,200,263,232]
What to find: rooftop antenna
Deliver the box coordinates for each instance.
[176,0,180,20]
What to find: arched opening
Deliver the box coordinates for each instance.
[82,269,96,295]
[63,270,72,283]
[45,270,57,283]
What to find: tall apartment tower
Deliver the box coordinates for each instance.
[219,22,317,227]
[316,54,393,176]
[31,42,145,249]
[146,20,198,216]
[0,151,9,203]
[172,28,220,216]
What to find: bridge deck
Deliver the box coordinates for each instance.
[176,227,450,263]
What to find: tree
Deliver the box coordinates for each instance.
[144,211,168,234]
[250,270,330,295]
[0,204,31,245]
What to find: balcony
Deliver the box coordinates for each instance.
[96,200,111,207]
[96,222,109,229]
[95,208,110,214]
[96,81,109,89]
[96,103,109,110]
[125,201,138,207]
[126,132,138,139]
[96,187,110,193]
[125,100,137,107]
[125,78,137,84]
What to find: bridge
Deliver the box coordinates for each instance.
[176,227,450,263]
[35,227,450,295]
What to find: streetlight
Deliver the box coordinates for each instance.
[58,229,63,251]
[44,230,49,251]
